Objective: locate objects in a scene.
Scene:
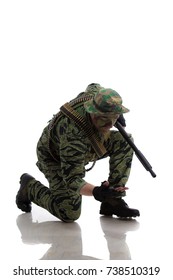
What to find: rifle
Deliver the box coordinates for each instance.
[115,121,156,178]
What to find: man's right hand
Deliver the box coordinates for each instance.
[92,181,128,202]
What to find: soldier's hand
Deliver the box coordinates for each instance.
[93,181,128,202]
[102,181,128,192]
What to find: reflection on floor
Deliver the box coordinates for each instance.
[16,211,139,260]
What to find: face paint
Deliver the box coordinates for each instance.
[91,114,120,132]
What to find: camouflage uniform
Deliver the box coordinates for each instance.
[25,85,133,222]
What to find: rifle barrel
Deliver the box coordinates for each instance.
[116,121,156,178]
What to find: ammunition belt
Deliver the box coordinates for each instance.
[47,95,107,160]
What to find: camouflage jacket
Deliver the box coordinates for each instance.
[37,91,107,190]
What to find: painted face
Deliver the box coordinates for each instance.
[91,114,120,132]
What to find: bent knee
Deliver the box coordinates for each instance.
[54,208,81,223]
[61,211,81,223]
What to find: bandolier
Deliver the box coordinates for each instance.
[47,94,107,163]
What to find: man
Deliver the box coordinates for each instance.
[16,83,140,222]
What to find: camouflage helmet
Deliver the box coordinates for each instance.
[84,88,129,115]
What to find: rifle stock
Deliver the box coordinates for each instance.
[115,121,156,178]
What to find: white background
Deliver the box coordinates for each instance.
[1,0,173,278]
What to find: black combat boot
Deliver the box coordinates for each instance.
[16,173,35,213]
[100,198,140,218]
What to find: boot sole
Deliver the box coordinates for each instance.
[100,209,140,218]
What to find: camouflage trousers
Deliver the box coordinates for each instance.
[27,131,133,222]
